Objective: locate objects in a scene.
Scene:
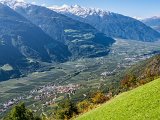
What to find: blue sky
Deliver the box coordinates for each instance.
[25,0,160,18]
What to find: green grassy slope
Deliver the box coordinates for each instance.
[76,78,160,120]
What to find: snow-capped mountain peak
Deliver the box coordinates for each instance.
[48,4,111,18]
[48,4,160,42]
[0,0,30,9]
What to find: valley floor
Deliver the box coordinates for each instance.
[0,39,160,118]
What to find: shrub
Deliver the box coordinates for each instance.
[77,100,94,113]
[91,91,108,104]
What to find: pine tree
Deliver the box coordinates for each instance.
[3,102,41,120]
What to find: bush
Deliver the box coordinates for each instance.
[91,91,108,104]
[77,100,94,113]
[121,74,137,90]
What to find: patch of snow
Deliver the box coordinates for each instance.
[0,0,30,9]
[0,64,13,71]
[133,16,143,20]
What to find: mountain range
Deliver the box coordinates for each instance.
[142,16,160,32]
[13,2,115,59]
[0,0,160,81]
[0,1,115,81]
[50,5,160,42]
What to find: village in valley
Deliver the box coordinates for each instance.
[0,83,80,114]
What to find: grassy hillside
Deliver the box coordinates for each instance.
[76,78,160,120]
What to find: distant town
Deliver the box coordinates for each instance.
[0,83,80,114]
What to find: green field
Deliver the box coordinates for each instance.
[76,78,160,120]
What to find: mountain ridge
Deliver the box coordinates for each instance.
[0,3,72,81]
[49,5,160,42]
[142,16,160,32]
[11,2,115,60]
[0,1,115,81]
